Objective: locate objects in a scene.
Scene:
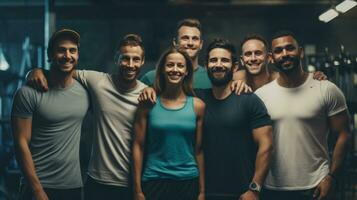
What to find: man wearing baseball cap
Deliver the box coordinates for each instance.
[11,28,89,200]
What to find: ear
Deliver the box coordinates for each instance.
[141,57,145,66]
[268,52,274,64]
[299,47,304,59]
[172,37,177,47]
[233,61,239,72]
[114,52,120,64]
[199,39,203,50]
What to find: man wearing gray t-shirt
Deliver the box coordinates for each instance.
[12,29,89,200]
[28,34,147,200]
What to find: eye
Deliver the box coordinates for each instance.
[177,63,185,68]
[221,58,231,63]
[181,36,189,41]
[255,51,263,56]
[273,47,283,54]
[133,57,141,63]
[69,48,77,54]
[285,45,296,51]
[209,58,217,63]
[192,36,200,41]
[244,51,252,57]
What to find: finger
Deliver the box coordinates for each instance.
[238,83,245,95]
[149,92,156,104]
[234,82,242,95]
[248,87,252,92]
[152,91,157,102]
[313,187,320,199]
[40,78,47,91]
[42,78,49,91]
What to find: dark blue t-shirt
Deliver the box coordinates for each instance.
[195,89,272,198]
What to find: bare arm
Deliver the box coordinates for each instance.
[132,105,150,199]
[26,68,78,91]
[251,125,273,185]
[314,110,350,200]
[240,125,273,200]
[194,97,206,199]
[11,117,48,200]
[328,110,350,176]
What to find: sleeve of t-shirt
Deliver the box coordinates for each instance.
[322,81,347,117]
[246,94,272,130]
[75,70,105,88]
[11,86,38,118]
[139,70,155,86]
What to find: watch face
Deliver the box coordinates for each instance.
[250,182,257,189]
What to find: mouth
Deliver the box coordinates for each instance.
[167,72,184,81]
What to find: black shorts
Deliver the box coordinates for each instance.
[142,178,199,200]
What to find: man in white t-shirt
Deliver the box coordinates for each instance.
[255,30,350,200]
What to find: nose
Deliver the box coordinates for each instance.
[187,38,193,46]
[128,59,134,68]
[251,53,257,60]
[282,49,288,56]
[64,50,71,58]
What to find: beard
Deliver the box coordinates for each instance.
[207,66,233,87]
[52,58,77,75]
[275,55,300,73]
[118,65,140,83]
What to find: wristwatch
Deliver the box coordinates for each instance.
[249,181,262,193]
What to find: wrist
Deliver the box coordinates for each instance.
[248,181,262,194]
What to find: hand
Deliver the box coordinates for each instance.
[134,192,146,200]
[313,175,335,200]
[313,71,328,81]
[138,87,157,105]
[239,190,259,200]
[230,80,252,95]
[197,192,205,200]
[33,188,49,200]
[26,68,49,92]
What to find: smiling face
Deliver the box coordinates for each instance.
[176,26,203,59]
[51,39,79,74]
[117,45,144,83]
[241,39,269,75]
[163,52,188,85]
[271,35,302,72]
[207,47,235,86]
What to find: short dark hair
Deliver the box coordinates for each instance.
[154,46,194,96]
[117,34,145,58]
[176,18,202,38]
[240,34,269,52]
[206,38,237,65]
[271,30,300,46]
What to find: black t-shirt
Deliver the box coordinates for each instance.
[195,89,272,198]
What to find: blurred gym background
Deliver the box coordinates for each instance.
[0,0,356,199]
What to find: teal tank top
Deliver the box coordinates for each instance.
[142,95,199,181]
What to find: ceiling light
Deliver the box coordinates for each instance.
[336,0,357,13]
[319,8,339,23]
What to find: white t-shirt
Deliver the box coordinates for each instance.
[255,73,347,190]
[76,70,147,187]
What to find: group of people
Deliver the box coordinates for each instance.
[11,18,350,200]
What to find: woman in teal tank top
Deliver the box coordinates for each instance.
[132,47,206,200]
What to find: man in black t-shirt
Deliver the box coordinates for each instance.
[195,38,273,200]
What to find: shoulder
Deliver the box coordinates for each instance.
[194,88,210,99]
[141,70,155,79]
[193,96,205,115]
[15,85,39,98]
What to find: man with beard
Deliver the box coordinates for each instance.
[196,38,273,200]
[12,29,89,200]
[239,34,326,92]
[26,34,147,200]
[140,18,211,89]
[255,31,350,200]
